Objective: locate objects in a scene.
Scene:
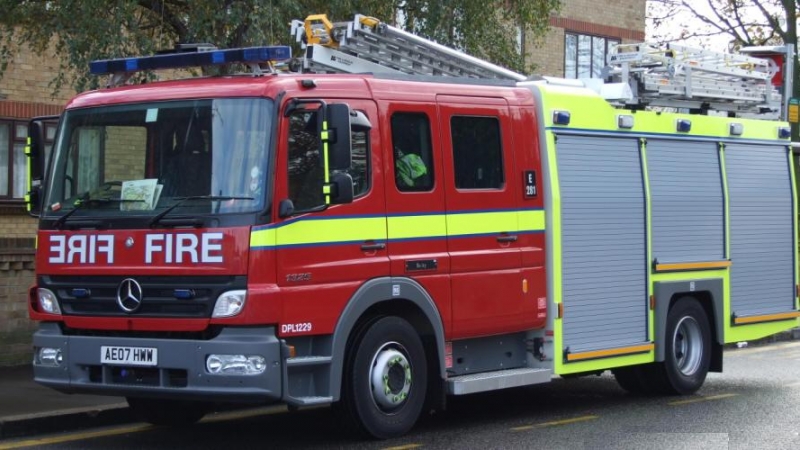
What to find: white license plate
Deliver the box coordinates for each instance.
[100,346,158,366]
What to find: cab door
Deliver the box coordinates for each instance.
[384,103,452,335]
[437,96,524,338]
[274,98,389,336]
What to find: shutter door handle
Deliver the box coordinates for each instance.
[361,242,386,251]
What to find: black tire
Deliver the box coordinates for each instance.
[653,297,712,395]
[338,316,428,439]
[126,397,208,426]
[612,365,652,395]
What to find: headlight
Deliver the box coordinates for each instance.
[212,290,246,318]
[36,347,63,366]
[37,288,62,315]
[206,354,266,375]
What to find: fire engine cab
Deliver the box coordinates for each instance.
[25,14,800,439]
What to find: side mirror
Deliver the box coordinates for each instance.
[329,172,354,204]
[323,103,353,171]
[320,104,371,205]
[278,199,295,218]
[26,118,51,217]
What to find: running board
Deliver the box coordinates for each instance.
[286,395,333,406]
[447,368,552,395]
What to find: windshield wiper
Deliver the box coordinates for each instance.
[149,196,255,228]
[52,198,145,230]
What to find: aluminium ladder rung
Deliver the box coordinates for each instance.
[295,14,526,81]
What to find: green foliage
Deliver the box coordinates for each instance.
[0,0,559,95]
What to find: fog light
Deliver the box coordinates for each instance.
[38,347,63,366]
[206,354,266,375]
[37,288,62,315]
[212,290,246,318]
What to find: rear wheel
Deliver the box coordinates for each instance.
[612,365,653,395]
[338,316,428,439]
[650,297,712,395]
[126,397,208,426]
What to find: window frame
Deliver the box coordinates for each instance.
[563,32,620,79]
[0,118,57,203]
[390,112,435,192]
[286,107,372,212]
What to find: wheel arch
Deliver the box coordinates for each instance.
[654,279,724,371]
[328,277,446,402]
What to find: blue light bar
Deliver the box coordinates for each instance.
[89,46,292,76]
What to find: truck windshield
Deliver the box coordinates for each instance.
[44,98,273,219]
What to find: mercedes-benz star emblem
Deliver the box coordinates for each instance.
[116,278,143,313]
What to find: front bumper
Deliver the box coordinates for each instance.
[32,322,284,402]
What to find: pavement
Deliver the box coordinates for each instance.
[0,365,132,439]
[1,328,799,440]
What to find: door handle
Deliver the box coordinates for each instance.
[496,235,518,243]
[361,242,387,251]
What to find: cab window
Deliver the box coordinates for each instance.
[391,113,434,192]
[287,109,370,211]
[451,116,504,189]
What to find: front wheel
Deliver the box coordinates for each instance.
[126,397,208,426]
[339,316,428,439]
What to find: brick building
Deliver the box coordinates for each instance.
[0,1,646,366]
[0,45,71,365]
[524,0,645,77]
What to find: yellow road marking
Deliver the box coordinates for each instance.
[0,424,153,450]
[668,393,738,406]
[729,342,800,356]
[382,444,422,450]
[511,414,599,431]
[201,405,289,423]
[0,405,294,449]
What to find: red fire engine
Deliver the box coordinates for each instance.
[25,15,799,439]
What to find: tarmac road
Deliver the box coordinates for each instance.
[2,341,800,450]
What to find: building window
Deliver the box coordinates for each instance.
[1,120,28,200]
[564,33,620,79]
[0,119,57,201]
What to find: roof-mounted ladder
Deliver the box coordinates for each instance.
[290,14,793,119]
[605,42,794,118]
[290,14,527,81]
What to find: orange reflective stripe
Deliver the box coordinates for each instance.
[733,311,800,325]
[654,261,731,272]
[566,343,654,362]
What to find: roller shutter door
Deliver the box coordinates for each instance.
[557,135,648,353]
[648,139,724,263]
[726,143,794,317]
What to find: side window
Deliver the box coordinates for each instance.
[287,107,371,210]
[287,110,323,211]
[451,116,504,189]
[342,118,370,198]
[392,112,434,192]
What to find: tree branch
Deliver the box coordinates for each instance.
[137,0,188,40]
